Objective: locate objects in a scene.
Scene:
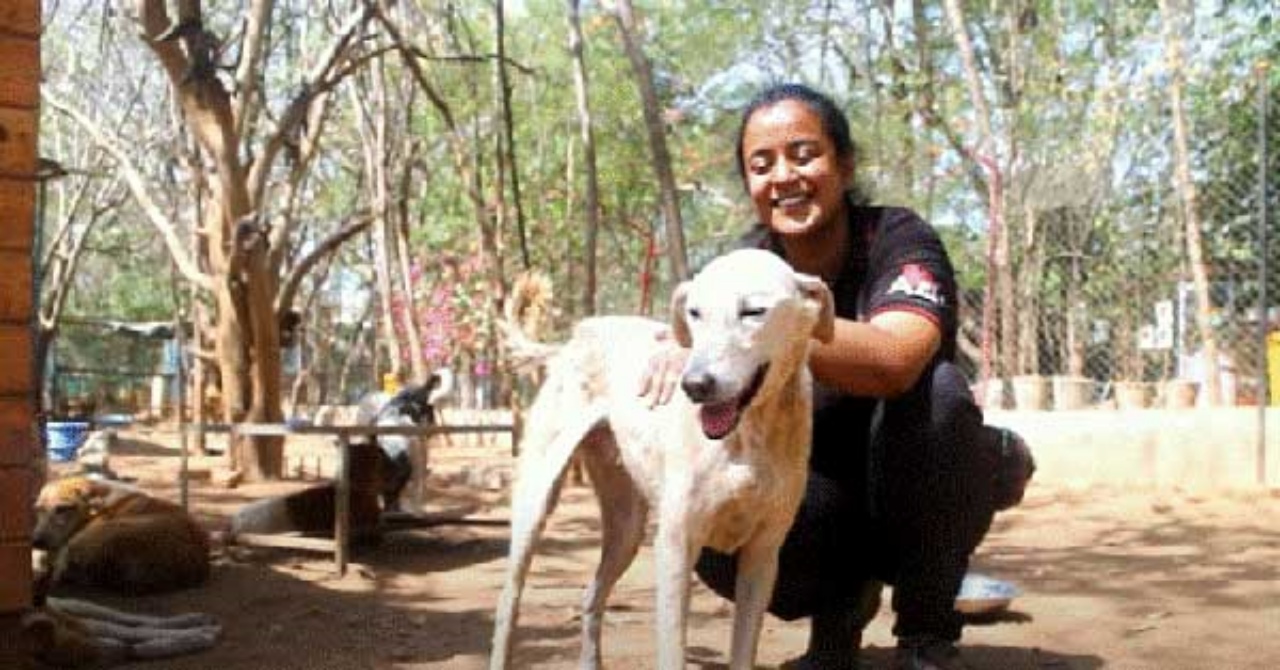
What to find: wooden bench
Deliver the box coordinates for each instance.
[181,422,514,575]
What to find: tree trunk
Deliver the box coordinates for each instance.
[1158,0,1221,405]
[376,3,508,352]
[495,0,530,270]
[613,0,689,282]
[353,62,405,385]
[36,172,111,387]
[395,134,429,384]
[1017,202,1044,375]
[132,0,375,479]
[236,221,285,479]
[943,0,1005,386]
[567,0,602,316]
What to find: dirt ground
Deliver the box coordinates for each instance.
[48,426,1280,670]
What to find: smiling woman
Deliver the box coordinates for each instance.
[635,83,1037,670]
[740,99,854,243]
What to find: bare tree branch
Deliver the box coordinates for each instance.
[246,1,375,209]
[137,0,247,223]
[44,89,213,291]
[276,214,373,315]
[233,0,275,139]
[400,46,535,75]
[612,0,689,281]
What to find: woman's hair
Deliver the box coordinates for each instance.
[734,82,869,203]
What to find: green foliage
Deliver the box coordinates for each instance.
[37,0,1276,392]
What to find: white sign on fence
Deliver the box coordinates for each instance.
[1137,300,1176,351]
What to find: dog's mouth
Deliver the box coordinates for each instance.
[698,365,769,440]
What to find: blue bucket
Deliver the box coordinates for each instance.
[46,421,91,462]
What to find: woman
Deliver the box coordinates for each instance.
[641,83,1033,670]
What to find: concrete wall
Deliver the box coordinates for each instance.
[988,407,1280,491]
[0,0,40,659]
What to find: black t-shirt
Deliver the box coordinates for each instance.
[740,204,958,483]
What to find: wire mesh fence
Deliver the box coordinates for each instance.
[47,319,173,418]
[961,71,1277,415]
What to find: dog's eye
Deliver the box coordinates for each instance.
[687,307,702,321]
[740,307,767,319]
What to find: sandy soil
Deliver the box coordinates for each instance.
[47,426,1280,670]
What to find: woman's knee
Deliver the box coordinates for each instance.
[927,362,983,436]
[693,474,867,622]
[694,548,843,622]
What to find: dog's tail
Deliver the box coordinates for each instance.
[501,270,560,373]
[498,319,562,373]
[491,402,608,669]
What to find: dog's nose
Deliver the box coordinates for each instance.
[681,371,717,403]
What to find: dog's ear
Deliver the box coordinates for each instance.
[795,273,836,343]
[669,281,693,347]
[80,480,110,513]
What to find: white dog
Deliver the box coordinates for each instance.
[490,249,834,670]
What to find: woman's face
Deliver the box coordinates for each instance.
[741,99,853,238]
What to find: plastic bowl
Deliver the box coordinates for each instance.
[46,421,92,462]
[954,572,1020,615]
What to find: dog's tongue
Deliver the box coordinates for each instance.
[699,402,739,440]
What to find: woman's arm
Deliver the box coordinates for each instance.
[809,311,941,398]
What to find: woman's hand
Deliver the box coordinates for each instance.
[638,328,690,408]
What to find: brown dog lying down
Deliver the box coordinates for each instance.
[22,596,221,668]
[33,476,211,594]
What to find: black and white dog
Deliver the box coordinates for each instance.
[230,370,452,537]
[356,369,453,512]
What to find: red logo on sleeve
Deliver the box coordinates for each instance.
[888,263,944,304]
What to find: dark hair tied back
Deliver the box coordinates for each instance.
[735,83,868,204]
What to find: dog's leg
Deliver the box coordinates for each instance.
[35,599,221,664]
[727,537,783,670]
[653,495,697,670]
[490,407,606,670]
[127,626,223,659]
[50,597,219,630]
[578,434,648,670]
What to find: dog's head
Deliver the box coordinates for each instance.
[32,476,122,550]
[670,249,835,439]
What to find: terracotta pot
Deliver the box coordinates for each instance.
[1163,379,1198,409]
[1011,375,1049,411]
[1113,381,1151,410]
[1052,375,1094,411]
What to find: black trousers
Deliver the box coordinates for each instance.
[695,361,999,642]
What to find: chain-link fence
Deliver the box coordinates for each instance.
[46,319,175,418]
[961,71,1276,415]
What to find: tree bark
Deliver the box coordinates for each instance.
[351,61,405,385]
[612,0,689,282]
[567,0,603,316]
[395,133,429,384]
[943,0,1006,385]
[1158,0,1221,405]
[495,0,530,270]
[129,0,374,479]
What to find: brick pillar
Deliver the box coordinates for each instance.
[0,0,41,664]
